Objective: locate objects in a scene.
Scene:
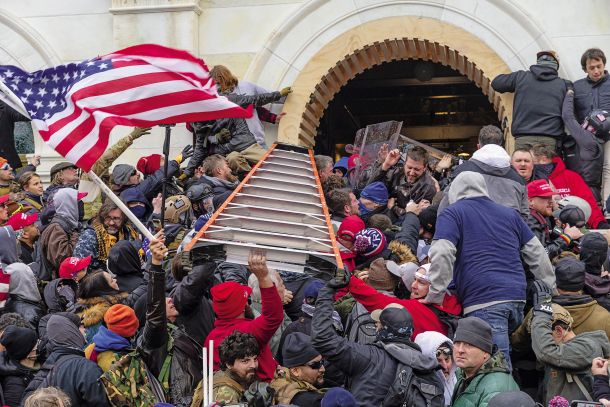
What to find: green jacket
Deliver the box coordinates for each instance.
[451,352,519,407]
[531,312,610,404]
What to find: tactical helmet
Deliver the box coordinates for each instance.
[586,110,610,139]
[164,195,192,225]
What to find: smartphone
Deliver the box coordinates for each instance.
[571,401,603,407]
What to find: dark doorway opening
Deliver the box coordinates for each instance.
[314,59,500,158]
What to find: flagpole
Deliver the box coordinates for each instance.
[159,124,174,229]
[86,170,156,241]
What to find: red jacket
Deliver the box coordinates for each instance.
[549,157,605,228]
[205,285,283,382]
[348,277,462,339]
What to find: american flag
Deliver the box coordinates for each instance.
[0,44,252,172]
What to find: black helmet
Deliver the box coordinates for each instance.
[586,110,610,139]
[186,183,213,202]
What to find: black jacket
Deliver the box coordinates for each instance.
[0,102,30,169]
[196,176,237,210]
[108,240,145,293]
[593,374,610,401]
[492,64,570,138]
[0,352,38,407]
[574,72,610,123]
[311,284,439,406]
[4,295,46,332]
[138,264,203,407]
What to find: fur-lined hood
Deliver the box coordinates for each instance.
[76,293,128,327]
[388,240,418,264]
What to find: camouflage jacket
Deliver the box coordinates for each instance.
[212,370,246,405]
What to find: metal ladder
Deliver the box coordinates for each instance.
[185,143,343,274]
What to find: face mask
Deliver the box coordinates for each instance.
[130,206,147,220]
[358,201,372,216]
[536,163,555,178]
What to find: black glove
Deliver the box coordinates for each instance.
[327,268,351,289]
[532,280,553,316]
[215,128,232,144]
[181,144,194,160]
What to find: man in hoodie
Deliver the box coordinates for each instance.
[581,232,610,311]
[107,241,144,293]
[440,125,530,225]
[425,171,555,369]
[530,280,610,404]
[492,50,569,150]
[4,263,45,329]
[196,154,239,209]
[531,143,608,228]
[311,273,443,406]
[38,188,86,281]
[415,331,456,406]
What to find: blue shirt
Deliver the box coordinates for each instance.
[435,196,534,309]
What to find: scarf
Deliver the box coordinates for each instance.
[301,303,343,332]
[92,219,136,262]
[93,325,132,353]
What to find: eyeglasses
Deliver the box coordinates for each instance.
[436,347,452,357]
[104,216,123,224]
[306,359,326,370]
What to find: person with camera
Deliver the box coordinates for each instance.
[531,280,610,404]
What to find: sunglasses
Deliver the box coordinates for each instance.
[306,359,326,370]
[436,347,452,357]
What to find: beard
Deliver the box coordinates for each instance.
[244,305,255,320]
[226,172,238,183]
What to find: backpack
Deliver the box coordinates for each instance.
[100,349,168,407]
[426,305,461,340]
[345,303,378,345]
[379,343,445,407]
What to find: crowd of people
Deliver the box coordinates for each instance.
[0,47,608,407]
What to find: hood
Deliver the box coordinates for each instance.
[448,171,489,204]
[475,351,511,375]
[112,164,135,187]
[215,261,249,285]
[553,294,596,307]
[47,314,85,350]
[471,145,510,168]
[6,263,41,302]
[578,330,610,359]
[415,331,453,358]
[93,325,131,353]
[202,175,238,189]
[551,156,566,174]
[108,240,142,276]
[44,278,77,313]
[580,233,608,275]
[76,293,127,328]
[54,188,79,229]
[120,186,149,206]
[530,64,559,81]
[382,341,439,371]
[0,226,18,265]
[553,295,598,330]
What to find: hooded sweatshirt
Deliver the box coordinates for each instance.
[53,188,80,231]
[0,226,18,265]
[108,240,144,293]
[415,331,457,406]
[7,263,41,303]
[427,171,554,311]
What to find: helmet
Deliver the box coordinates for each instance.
[164,195,192,225]
[551,303,573,327]
[586,110,610,139]
[186,183,213,202]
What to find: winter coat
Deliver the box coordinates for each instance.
[562,91,604,197]
[439,145,531,225]
[270,367,324,406]
[574,72,610,123]
[138,264,203,407]
[107,240,144,293]
[212,91,283,155]
[74,224,138,272]
[415,331,457,406]
[542,156,606,228]
[491,64,569,138]
[0,351,38,407]
[593,374,610,401]
[311,284,440,406]
[529,209,573,260]
[84,325,132,372]
[0,226,19,265]
[205,283,284,382]
[196,176,237,209]
[451,352,519,407]
[348,276,461,339]
[119,159,180,202]
[0,101,30,169]
[532,311,610,404]
[4,263,45,330]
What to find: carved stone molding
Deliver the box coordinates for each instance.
[109,0,202,15]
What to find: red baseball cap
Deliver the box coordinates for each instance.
[59,256,92,279]
[77,192,88,201]
[527,180,554,198]
[0,195,9,205]
[6,212,38,231]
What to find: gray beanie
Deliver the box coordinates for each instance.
[112,164,136,186]
[282,332,320,368]
[453,317,493,354]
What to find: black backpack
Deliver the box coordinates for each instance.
[426,305,461,340]
[379,343,445,407]
[345,303,378,345]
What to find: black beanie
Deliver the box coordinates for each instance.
[555,257,586,291]
[282,332,320,368]
[418,205,438,235]
[453,317,493,354]
[580,233,609,276]
[0,326,38,361]
[488,391,536,407]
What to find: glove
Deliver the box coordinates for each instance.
[532,280,553,316]
[280,87,292,97]
[215,128,232,144]
[327,268,351,289]
[175,145,193,164]
[129,127,152,140]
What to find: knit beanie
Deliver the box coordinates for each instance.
[580,232,609,275]
[353,228,387,258]
[211,282,252,320]
[321,388,357,407]
[453,317,493,354]
[112,164,136,186]
[104,304,140,338]
[282,332,320,368]
[418,205,438,235]
[554,257,586,292]
[488,391,536,407]
[360,182,389,205]
[136,154,162,175]
[0,326,38,361]
[337,215,366,243]
[367,258,398,291]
